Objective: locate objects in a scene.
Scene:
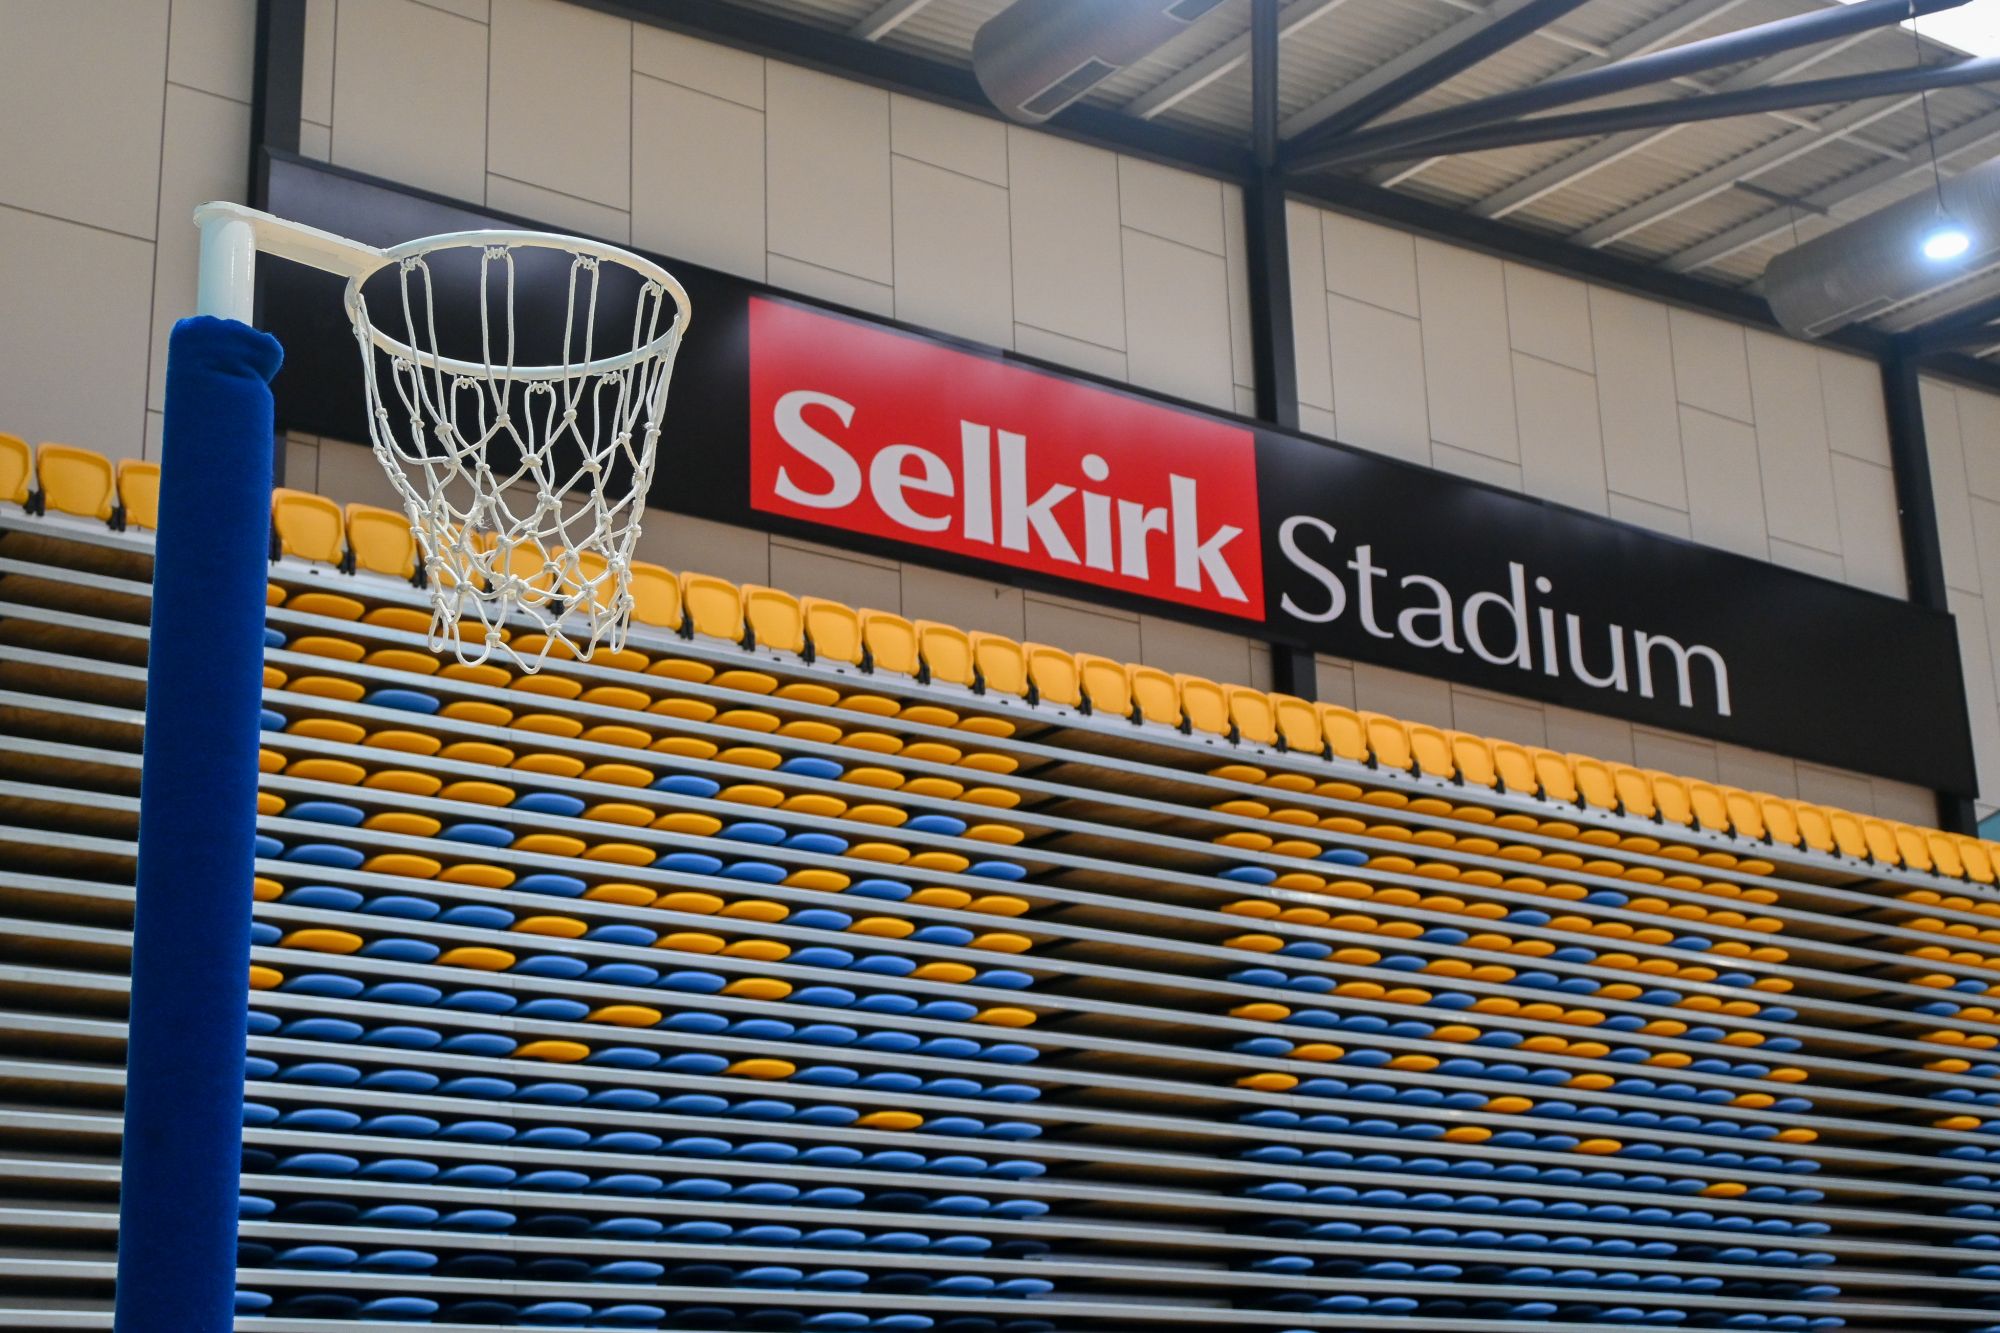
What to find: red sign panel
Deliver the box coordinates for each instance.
[748,297,1264,619]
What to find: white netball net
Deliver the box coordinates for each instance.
[346,233,690,672]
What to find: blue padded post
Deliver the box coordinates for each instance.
[115,316,283,1333]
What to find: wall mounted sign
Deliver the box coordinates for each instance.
[263,154,1976,794]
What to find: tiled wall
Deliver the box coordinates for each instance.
[0,0,1942,822]
[1920,377,2000,819]
[1289,201,1936,822]
[302,0,1257,416]
[0,0,258,463]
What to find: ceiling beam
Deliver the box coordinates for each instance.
[1662,106,2000,274]
[571,0,1254,179]
[1307,55,2000,171]
[1368,0,1750,188]
[1279,0,1594,144]
[1124,0,1350,121]
[1567,90,1934,250]
[852,0,936,42]
[1290,0,1968,172]
[1463,26,1883,219]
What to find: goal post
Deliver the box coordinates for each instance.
[113,203,690,1331]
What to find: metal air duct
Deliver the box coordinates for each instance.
[970,0,1228,125]
[1763,154,2000,339]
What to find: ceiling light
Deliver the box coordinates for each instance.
[1924,220,1973,259]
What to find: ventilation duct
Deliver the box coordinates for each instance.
[971,0,1228,125]
[1763,154,2000,339]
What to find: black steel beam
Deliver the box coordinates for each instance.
[1290,0,1970,170]
[1882,347,1980,830]
[1297,53,2000,170]
[568,0,1253,180]
[249,0,307,488]
[1907,289,2000,357]
[249,0,306,202]
[1247,0,1315,701]
[1283,0,1595,150]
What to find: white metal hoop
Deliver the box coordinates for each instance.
[192,203,692,674]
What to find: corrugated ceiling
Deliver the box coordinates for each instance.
[731,0,2000,347]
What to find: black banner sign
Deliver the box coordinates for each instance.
[262,155,1976,794]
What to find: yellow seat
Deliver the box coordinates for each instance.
[915,621,975,686]
[861,610,920,675]
[1361,713,1415,772]
[1916,826,1953,875]
[1273,695,1322,755]
[1724,787,1766,841]
[1685,781,1731,834]
[1318,704,1369,764]
[0,433,28,505]
[1521,748,1574,805]
[743,585,806,654]
[1407,723,1455,780]
[116,459,161,529]
[1827,809,1869,860]
[1790,801,1836,854]
[1177,675,1229,736]
[1128,664,1182,727]
[1027,643,1082,707]
[344,503,417,578]
[1956,836,1996,884]
[971,632,1029,697]
[802,596,864,665]
[681,572,745,643]
[272,488,347,565]
[1450,732,1499,789]
[1077,654,1131,718]
[628,561,683,630]
[1612,764,1655,820]
[1571,755,1618,812]
[35,443,114,520]
[1650,772,1694,828]
[1861,816,1901,865]
[1228,687,1277,746]
[1754,794,1798,848]
[1490,740,1537,796]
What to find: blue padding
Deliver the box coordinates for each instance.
[286,800,364,827]
[282,843,364,869]
[280,884,362,911]
[513,955,588,979]
[587,1047,661,1069]
[360,938,439,964]
[905,814,968,836]
[367,688,439,714]
[653,774,722,798]
[518,998,589,1021]
[850,879,912,901]
[968,861,1027,881]
[656,852,725,875]
[792,909,854,931]
[513,791,586,817]
[1221,866,1277,884]
[439,905,515,930]
[856,955,915,976]
[779,757,844,781]
[588,962,661,987]
[362,894,438,921]
[979,969,1035,990]
[439,988,515,1013]
[723,860,788,883]
[723,821,788,845]
[254,836,284,860]
[659,970,726,993]
[514,872,588,897]
[787,832,850,855]
[281,973,363,998]
[440,1033,514,1058]
[441,822,514,847]
[587,924,658,947]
